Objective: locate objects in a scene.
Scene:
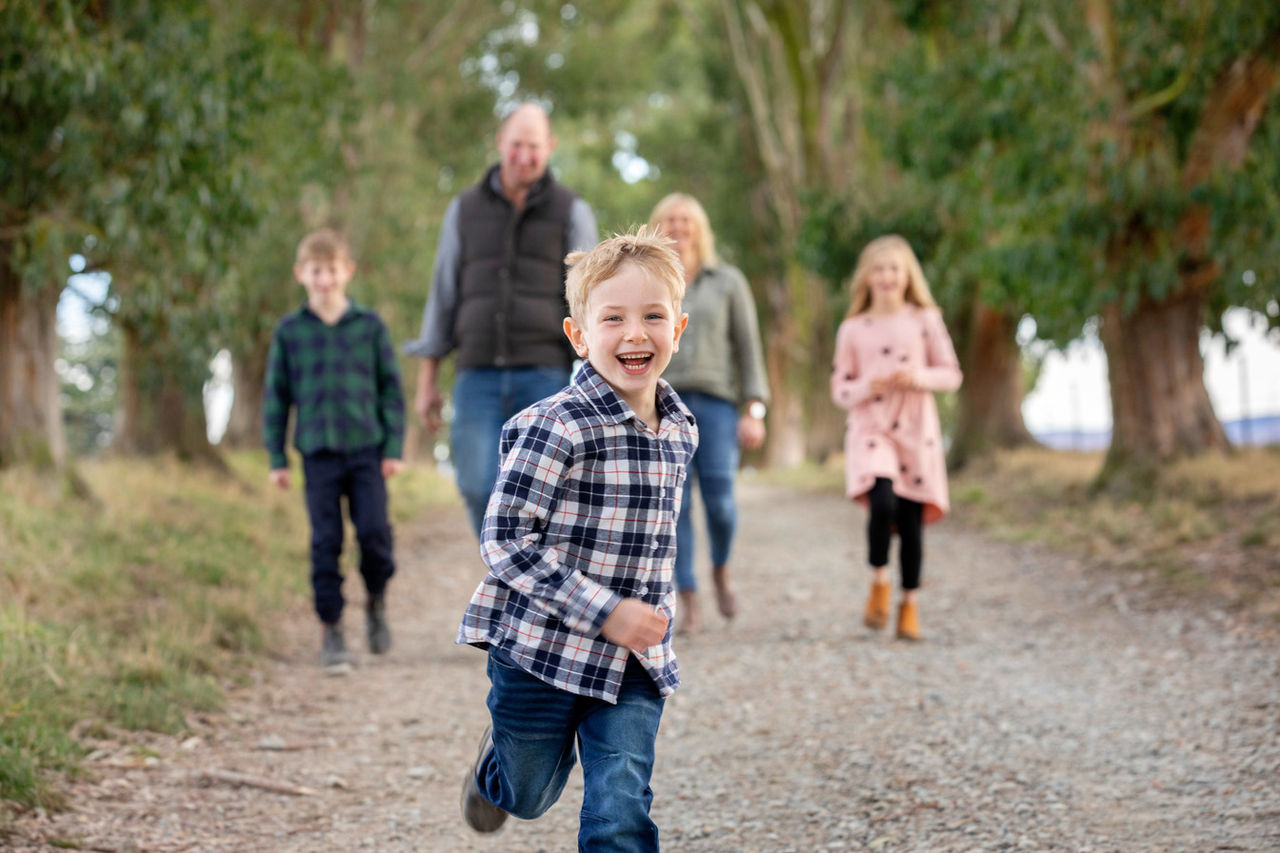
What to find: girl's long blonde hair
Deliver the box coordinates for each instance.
[648,192,718,268]
[845,235,937,318]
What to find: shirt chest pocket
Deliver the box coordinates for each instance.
[573,463,664,541]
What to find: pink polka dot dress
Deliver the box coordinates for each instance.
[830,306,963,524]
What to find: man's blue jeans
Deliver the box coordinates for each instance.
[451,366,571,536]
[674,391,740,593]
[477,650,665,852]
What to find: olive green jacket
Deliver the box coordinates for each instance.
[665,263,770,407]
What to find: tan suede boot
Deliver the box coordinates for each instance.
[676,590,702,635]
[896,600,921,641]
[863,580,892,630]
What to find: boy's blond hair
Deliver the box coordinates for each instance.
[295,228,352,266]
[846,234,937,317]
[565,227,685,323]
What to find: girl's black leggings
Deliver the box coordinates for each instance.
[867,477,924,590]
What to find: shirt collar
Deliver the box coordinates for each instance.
[573,361,690,428]
[484,163,556,207]
[299,299,361,324]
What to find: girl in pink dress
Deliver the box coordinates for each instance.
[830,236,962,640]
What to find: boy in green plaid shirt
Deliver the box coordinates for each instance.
[264,229,405,671]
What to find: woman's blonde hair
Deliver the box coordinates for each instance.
[564,226,685,323]
[648,192,718,268]
[846,234,937,317]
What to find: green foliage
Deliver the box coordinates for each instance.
[805,1,1280,350]
[3,2,357,456]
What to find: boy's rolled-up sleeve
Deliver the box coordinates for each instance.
[480,412,622,637]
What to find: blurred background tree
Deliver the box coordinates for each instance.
[4,0,1278,488]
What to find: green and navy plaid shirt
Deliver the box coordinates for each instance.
[263,300,405,470]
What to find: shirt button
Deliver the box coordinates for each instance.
[639,585,649,596]
[652,540,660,550]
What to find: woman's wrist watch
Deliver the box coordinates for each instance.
[747,401,767,420]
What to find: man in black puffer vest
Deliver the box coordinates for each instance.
[405,102,599,536]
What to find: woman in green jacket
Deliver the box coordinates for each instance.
[650,193,771,634]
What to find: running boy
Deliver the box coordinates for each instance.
[264,228,405,670]
[456,228,697,849]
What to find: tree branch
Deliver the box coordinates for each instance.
[196,768,318,796]
[1123,0,1210,121]
[718,0,795,219]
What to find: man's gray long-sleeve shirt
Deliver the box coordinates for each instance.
[403,172,598,361]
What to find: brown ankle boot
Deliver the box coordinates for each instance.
[676,590,702,635]
[711,566,738,619]
[863,580,891,630]
[896,600,921,641]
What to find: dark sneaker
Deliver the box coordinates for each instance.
[461,726,507,833]
[366,596,391,655]
[321,623,354,671]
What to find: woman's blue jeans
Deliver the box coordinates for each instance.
[674,391,740,593]
[451,366,571,537]
[477,650,665,852]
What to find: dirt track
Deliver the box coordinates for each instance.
[8,480,1280,852]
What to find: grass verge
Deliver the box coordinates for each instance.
[949,446,1280,619]
[0,451,453,819]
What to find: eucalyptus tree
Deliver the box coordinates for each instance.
[1,2,352,464]
[1,1,108,467]
[102,12,355,461]
[708,0,865,465]
[1059,1,1280,484]
[840,0,1280,483]
[947,1,1280,484]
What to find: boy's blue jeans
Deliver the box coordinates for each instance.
[451,366,571,537]
[674,392,740,592]
[301,446,394,625]
[478,649,664,852]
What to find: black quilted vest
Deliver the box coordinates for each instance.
[453,165,577,369]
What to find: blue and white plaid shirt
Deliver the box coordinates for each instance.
[456,362,699,703]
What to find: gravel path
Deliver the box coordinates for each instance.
[8,481,1279,852]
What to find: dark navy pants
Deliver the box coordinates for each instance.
[301,446,395,625]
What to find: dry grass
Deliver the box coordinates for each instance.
[950,446,1280,621]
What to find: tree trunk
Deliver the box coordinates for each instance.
[718,0,858,468]
[760,261,840,467]
[761,292,805,468]
[1081,7,1277,492]
[221,346,267,449]
[1098,288,1227,483]
[0,243,65,469]
[114,321,221,465]
[948,303,1038,470]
